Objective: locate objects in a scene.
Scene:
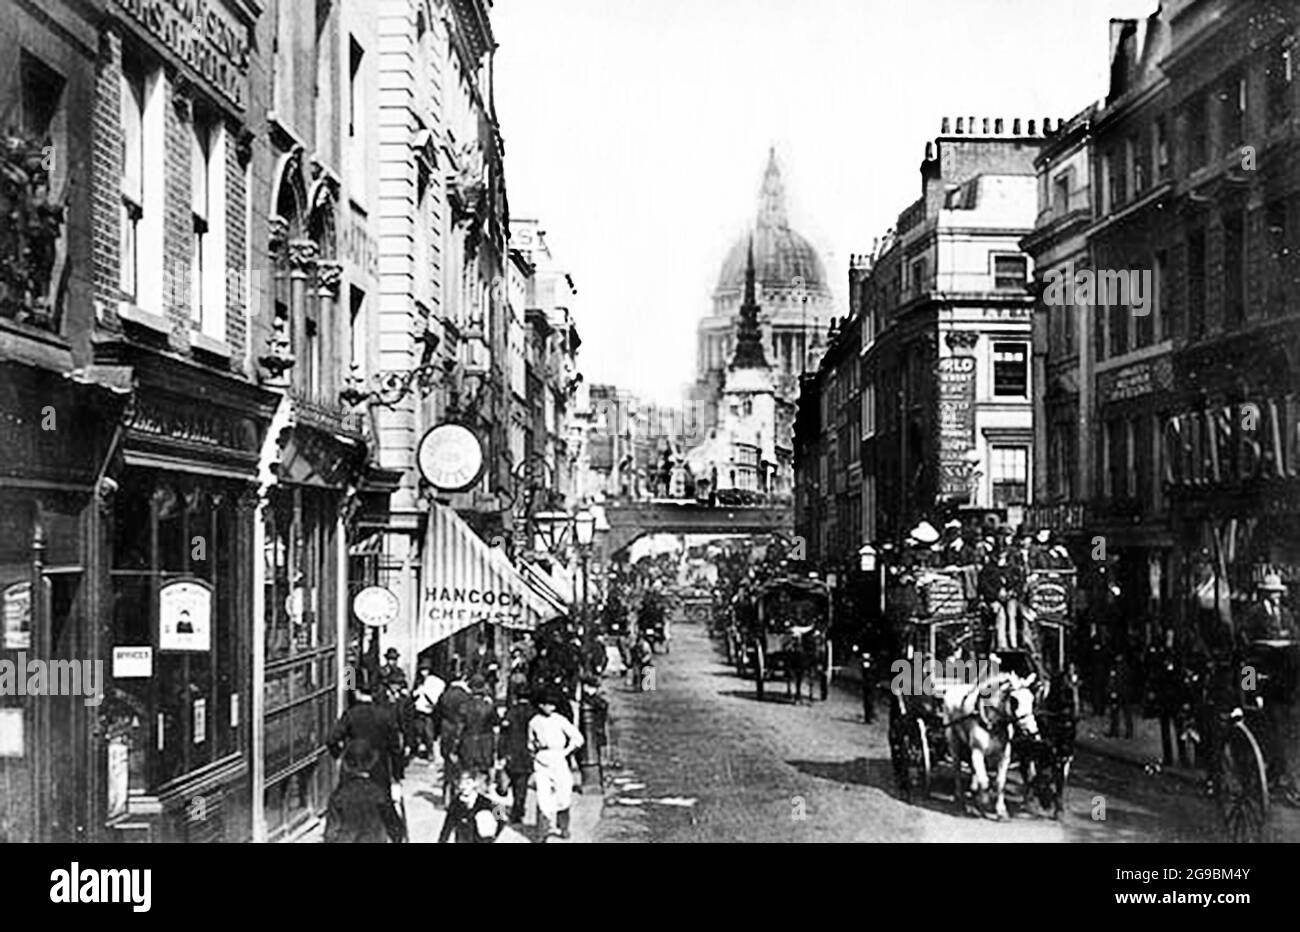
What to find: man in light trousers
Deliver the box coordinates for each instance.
[528,691,585,840]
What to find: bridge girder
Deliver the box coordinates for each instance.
[600,501,794,556]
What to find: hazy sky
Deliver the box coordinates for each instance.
[494,0,1159,404]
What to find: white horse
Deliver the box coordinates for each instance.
[943,672,1039,820]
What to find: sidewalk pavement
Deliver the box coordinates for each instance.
[298,755,605,844]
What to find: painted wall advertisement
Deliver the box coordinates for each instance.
[936,355,977,497]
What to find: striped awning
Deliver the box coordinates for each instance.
[519,561,570,614]
[418,503,561,647]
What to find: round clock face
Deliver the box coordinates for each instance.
[417,423,485,492]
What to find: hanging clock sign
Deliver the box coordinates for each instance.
[417,423,485,492]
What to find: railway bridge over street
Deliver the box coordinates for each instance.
[599,500,794,556]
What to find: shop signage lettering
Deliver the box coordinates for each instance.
[113,0,251,109]
[424,586,528,628]
[1026,502,1085,532]
[917,571,967,617]
[1098,357,1172,404]
[1026,578,1069,619]
[1163,395,1300,488]
[129,399,252,451]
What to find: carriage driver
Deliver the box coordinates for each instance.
[1242,573,1300,805]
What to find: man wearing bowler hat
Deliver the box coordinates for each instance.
[379,647,407,691]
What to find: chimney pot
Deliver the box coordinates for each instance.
[982,117,990,135]
[955,117,964,134]
[941,117,950,134]
[1012,118,1021,135]
[994,118,1004,134]
[925,141,935,160]
[969,116,976,137]
[1027,119,1036,135]
[1043,116,1051,133]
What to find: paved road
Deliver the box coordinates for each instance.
[593,621,1240,843]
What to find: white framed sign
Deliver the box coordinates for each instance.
[159,579,212,653]
[112,646,154,679]
[3,581,32,650]
[353,586,400,628]
[417,423,485,492]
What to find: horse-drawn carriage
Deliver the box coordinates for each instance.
[733,575,834,702]
[887,553,1079,819]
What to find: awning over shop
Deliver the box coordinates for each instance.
[519,560,570,615]
[419,503,561,647]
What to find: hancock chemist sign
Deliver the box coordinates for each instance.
[424,585,528,628]
[114,0,251,110]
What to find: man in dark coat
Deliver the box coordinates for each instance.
[501,688,538,823]
[324,738,406,844]
[327,685,405,790]
[457,674,499,780]
[434,670,473,804]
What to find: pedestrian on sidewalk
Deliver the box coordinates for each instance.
[412,663,446,760]
[323,738,406,844]
[437,773,505,843]
[327,682,406,792]
[457,674,499,782]
[435,666,473,806]
[501,685,538,824]
[528,690,585,840]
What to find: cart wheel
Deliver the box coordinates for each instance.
[888,697,914,801]
[820,640,833,701]
[914,718,932,799]
[754,642,766,701]
[1216,719,1269,843]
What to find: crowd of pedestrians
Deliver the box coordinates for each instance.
[322,618,613,843]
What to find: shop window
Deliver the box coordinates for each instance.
[109,472,244,791]
[992,342,1028,397]
[990,445,1028,506]
[263,486,337,834]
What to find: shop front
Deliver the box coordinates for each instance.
[95,347,279,843]
[259,419,366,841]
[0,359,125,842]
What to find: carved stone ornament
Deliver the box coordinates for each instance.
[287,239,319,273]
[314,259,343,296]
[0,128,66,329]
[259,315,296,384]
[268,215,290,254]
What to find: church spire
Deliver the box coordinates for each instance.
[731,236,769,370]
[756,146,788,230]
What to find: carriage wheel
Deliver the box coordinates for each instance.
[820,640,833,701]
[888,698,915,801]
[914,718,932,799]
[1215,720,1269,843]
[754,642,766,701]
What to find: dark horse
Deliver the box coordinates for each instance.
[784,626,825,703]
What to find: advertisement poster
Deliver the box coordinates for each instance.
[159,579,212,653]
[3,582,32,650]
[193,698,206,746]
[107,739,129,818]
[936,355,977,497]
[112,646,154,679]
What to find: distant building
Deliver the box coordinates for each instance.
[690,148,836,431]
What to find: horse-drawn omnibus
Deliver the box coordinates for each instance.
[740,575,834,702]
[886,545,1079,819]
